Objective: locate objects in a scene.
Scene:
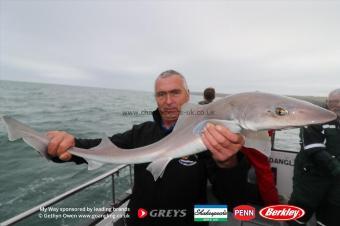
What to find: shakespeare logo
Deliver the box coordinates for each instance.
[194,205,228,222]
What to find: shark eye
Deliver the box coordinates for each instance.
[275,107,288,116]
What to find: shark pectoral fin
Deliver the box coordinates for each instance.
[193,119,242,135]
[146,157,173,181]
[86,159,104,170]
[243,130,272,157]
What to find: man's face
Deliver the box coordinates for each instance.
[155,75,189,123]
[327,93,340,117]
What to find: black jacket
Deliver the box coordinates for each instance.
[59,110,249,226]
[299,120,340,176]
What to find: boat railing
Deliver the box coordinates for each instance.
[0,164,133,226]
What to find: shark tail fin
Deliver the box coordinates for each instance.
[2,116,30,141]
[1,116,50,159]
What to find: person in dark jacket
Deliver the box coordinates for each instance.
[288,88,340,226]
[47,70,246,226]
[199,87,216,105]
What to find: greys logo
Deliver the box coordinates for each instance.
[138,208,187,218]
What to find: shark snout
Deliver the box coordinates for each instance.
[299,107,337,124]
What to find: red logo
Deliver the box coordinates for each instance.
[233,205,256,221]
[138,208,148,218]
[259,205,305,221]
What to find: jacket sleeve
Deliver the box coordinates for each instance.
[301,125,340,176]
[301,125,325,155]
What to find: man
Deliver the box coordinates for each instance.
[288,88,340,226]
[47,70,246,226]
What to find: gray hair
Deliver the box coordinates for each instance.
[326,88,340,112]
[328,88,340,99]
[154,69,189,94]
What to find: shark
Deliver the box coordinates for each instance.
[2,92,337,180]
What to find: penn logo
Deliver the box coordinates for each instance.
[138,208,148,218]
[259,205,305,221]
[233,205,256,221]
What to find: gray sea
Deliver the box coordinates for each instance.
[0,80,207,226]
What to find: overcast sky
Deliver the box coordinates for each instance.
[1,0,339,96]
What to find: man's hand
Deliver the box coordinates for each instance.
[201,123,245,168]
[47,131,75,161]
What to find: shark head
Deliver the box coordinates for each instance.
[233,92,337,131]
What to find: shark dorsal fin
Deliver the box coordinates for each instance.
[85,136,118,170]
[90,136,118,151]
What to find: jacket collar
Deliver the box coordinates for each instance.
[152,109,175,134]
[152,109,163,125]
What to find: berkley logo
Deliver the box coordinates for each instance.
[259,205,305,221]
[233,205,255,221]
